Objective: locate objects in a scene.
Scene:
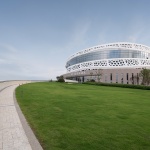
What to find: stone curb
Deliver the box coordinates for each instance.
[13,86,43,150]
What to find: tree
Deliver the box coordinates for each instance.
[90,71,93,81]
[56,75,65,82]
[139,68,150,85]
[95,69,103,83]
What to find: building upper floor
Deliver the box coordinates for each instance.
[66,42,150,68]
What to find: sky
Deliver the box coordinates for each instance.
[0,0,150,80]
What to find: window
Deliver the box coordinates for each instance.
[132,73,134,84]
[132,73,134,80]
[126,73,128,80]
[67,49,149,67]
[121,73,123,84]
[110,73,112,83]
[137,73,139,84]
[105,74,107,82]
[116,73,118,83]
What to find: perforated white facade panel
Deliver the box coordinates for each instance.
[66,42,150,73]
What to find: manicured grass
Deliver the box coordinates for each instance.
[16,82,150,150]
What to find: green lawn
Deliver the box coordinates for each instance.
[16,82,150,150]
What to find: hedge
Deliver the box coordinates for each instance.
[83,82,150,90]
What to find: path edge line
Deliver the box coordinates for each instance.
[13,86,43,150]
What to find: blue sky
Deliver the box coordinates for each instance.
[0,0,150,80]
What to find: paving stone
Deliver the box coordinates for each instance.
[0,82,32,150]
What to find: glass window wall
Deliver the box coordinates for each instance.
[66,49,150,67]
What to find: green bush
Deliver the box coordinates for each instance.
[56,75,65,82]
[83,82,150,90]
[58,78,65,82]
[90,79,95,82]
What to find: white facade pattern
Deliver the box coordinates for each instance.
[66,42,150,73]
[67,58,150,72]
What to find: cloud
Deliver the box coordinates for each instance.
[126,15,147,43]
[64,20,91,52]
[0,43,18,63]
[0,44,18,53]
[0,51,65,80]
[0,44,50,80]
[127,27,144,43]
[0,58,7,64]
[0,44,62,80]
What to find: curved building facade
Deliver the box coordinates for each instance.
[64,42,150,84]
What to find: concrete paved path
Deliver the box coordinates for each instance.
[0,81,43,150]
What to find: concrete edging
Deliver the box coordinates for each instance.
[13,87,43,150]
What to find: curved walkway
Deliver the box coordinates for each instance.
[0,81,43,150]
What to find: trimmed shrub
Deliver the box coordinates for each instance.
[57,76,65,82]
[58,78,65,82]
[90,79,95,82]
[83,82,150,90]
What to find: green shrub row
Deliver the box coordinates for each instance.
[83,82,150,90]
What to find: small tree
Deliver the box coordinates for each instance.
[49,79,53,82]
[95,69,103,83]
[90,79,95,82]
[90,72,93,81]
[56,76,65,82]
[139,68,150,85]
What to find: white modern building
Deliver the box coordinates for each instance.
[63,42,150,84]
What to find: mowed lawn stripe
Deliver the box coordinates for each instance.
[16,82,150,150]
